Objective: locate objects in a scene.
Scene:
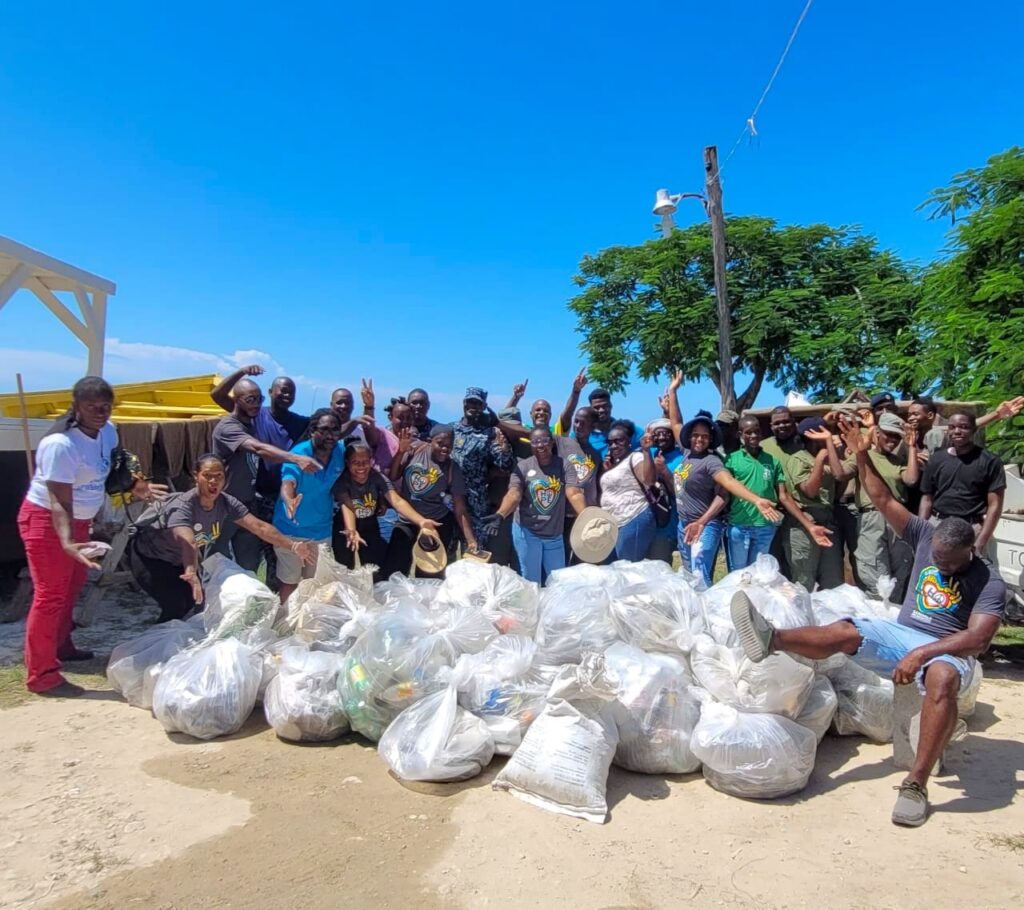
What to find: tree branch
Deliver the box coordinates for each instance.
[737,362,767,412]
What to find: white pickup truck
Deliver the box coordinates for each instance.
[987,465,1024,622]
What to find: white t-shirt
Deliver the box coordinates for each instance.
[25,423,118,520]
[599,452,649,525]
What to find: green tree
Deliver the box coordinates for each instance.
[568,217,919,410]
[910,147,1024,458]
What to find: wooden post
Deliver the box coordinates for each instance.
[15,372,34,477]
[703,145,737,412]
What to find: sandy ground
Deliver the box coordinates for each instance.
[2,658,1022,910]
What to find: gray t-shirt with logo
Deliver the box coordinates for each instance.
[556,436,600,507]
[673,451,728,524]
[897,516,1006,638]
[509,454,581,537]
[134,489,249,565]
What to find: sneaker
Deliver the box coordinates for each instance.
[892,779,928,827]
[36,681,86,698]
[730,590,775,663]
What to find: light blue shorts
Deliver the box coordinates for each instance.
[848,617,975,696]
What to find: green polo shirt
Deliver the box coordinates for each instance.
[724,447,783,527]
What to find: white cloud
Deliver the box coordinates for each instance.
[0,340,467,419]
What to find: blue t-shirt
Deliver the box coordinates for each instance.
[272,440,346,540]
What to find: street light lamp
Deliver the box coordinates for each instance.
[652,188,707,237]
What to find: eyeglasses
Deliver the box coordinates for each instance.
[239,393,264,405]
[313,426,341,436]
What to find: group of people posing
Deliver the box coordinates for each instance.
[130,366,1023,612]
[16,370,1019,702]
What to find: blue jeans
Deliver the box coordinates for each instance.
[614,508,657,562]
[849,617,973,695]
[378,508,398,544]
[512,522,566,584]
[726,524,777,571]
[678,519,724,587]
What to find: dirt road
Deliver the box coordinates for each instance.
[2,668,1023,910]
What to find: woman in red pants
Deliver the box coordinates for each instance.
[18,376,162,697]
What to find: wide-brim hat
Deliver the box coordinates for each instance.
[569,507,619,563]
[681,411,721,450]
[412,531,448,575]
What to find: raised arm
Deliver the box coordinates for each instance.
[976,396,1024,430]
[902,427,921,488]
[666,370,684,447]
[359,380,381,446]
[633,440,656,486]
[507,380,528,408]
[557,369,587,434]
[210,365,265,411]
[842,419,911,537]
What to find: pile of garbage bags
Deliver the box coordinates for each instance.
[107,550,982,824]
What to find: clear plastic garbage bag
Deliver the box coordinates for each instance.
[452,635,548,755]
[107,620,205,708]
[826,655,894,742]
[435,560,540,636]
[340,603,495,742]
[604,642,702,774]
[493,655,619,823]
[689,635,814,719]
[152,638,262,740]
[534,581,618,667]
[202,554,281,640]
[608,573,706,654]
[378,684,495,781]
[374,573,443,608]
[794,674,838,742]
[812,584,897,626]
[702,554,814,647]
[691,701,817,799]
[264,646,349,742]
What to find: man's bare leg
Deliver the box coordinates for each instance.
[731,590,861,662]
[892,661,960,827]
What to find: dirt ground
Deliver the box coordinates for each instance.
[2,658,1022,910]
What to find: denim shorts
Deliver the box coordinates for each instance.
[848,617,974,696]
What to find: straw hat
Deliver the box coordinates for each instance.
[569,507,619,563]
[412,530,448,575]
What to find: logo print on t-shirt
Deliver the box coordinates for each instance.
[915,567,962,614]
[405,463,442,496]
[529,475,562,514]
[352,494,377,520]
[567,453,594,482]
[673,461,693,494]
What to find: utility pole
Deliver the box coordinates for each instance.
[703,145,736,412]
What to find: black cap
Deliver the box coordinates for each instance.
[870,392,896,410]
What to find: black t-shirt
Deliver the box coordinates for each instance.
[333,470,394,528]
[133,489,249,565]
[920,446,1006,521]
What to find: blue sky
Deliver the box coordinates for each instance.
[1,1,1022,422]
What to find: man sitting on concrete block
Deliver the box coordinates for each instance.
[730,417,1006,828]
